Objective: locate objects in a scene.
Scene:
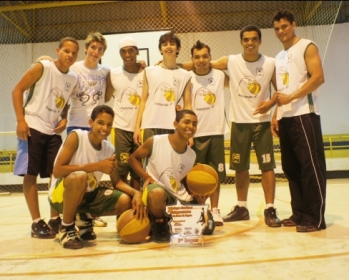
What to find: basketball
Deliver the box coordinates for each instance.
[117,209,151,243]
[186,164,218,196]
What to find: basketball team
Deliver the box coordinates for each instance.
[12,9,327,249]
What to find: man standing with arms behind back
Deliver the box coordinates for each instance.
[272,10,326,232]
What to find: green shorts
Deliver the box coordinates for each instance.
[230,122,275,171]
[192,135,226,180]
[49,179,124,216]
[114,128,140,179]
[142,183,196,206]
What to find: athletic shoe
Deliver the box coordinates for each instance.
[149,215,170,241]
[59,224,83,249]
[296,221,320,232]
[211,208,224,226]
[48,216,62,234]
[222,205,250,222]
[264,207,282,227]
[75,213,97,240]
[93,216,108,227]
[202,210,216,235]
[31,219,56,239]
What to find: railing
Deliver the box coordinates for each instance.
[1,132,349,173]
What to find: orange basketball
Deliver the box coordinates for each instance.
[117,209,151,243]
[186,164,218,196]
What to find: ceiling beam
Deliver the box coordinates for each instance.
[0,1,113,12]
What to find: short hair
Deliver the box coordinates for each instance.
[175,109,197,122]
[158,32,181,55]
[91,105,114,121]
[85,32,107,52]
[240,26,262,40]
[272,9,295,25]
[58,37,79,49]
[190,40,211,57]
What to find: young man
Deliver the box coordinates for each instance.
[133,32,192,146]
[129,110,214,241]
[109,37,143,191]
[183,26,280,227]
[272,10,326,232]
[189,40,229,226]
[12,37,79,239]
[48,32,114,231]
[49,105,146,249]
[67,31,114,134]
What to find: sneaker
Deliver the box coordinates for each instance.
[149,215,170,242]
[264,207,282,227]
[48,216,62,234]
[59,224,83,249]
[75,213,97,240]
[202,210,216,235]
[31,219,56,239]
[211,208,224,226]
[93,216,108,227]
[222,205,250,222]
[296,221,319,232]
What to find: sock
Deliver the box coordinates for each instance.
[62,221,74,227]
[50,216,59,220]
[33,218,41,223]
[237,201,247,208]
[265,203,274,209]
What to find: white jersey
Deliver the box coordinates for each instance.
[110,66,143,132]
[145,134,196,202]
[49,129,115,198]
[24,60,77,135]
[68,61,110,128]
[275,39,320,120]
[227,54,274,123]
[190,69,229,137]
[141,65,191,130]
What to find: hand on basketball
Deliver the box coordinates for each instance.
[16,120,31,141]
[132,191,148,222]
[99,154,116,174]
[193,194,209,205]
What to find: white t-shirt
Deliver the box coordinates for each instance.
[190,69,229,137]
[275,39,320,120]
[24,60,77,135]
[110,66,143,132]
[68,61,110,128]
[226,54,274,123]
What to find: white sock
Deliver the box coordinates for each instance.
[265,203,274,209]
[33,218,41,223]
[62,221,74,227]
[50,216,59,220]
[237,201,247,208]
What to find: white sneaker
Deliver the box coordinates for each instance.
[93,216,108,227]
[211,208,224,226]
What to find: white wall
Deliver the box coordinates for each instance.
[1,23,348,150]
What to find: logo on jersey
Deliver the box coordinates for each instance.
[237,77,261,97]
[193,87,216,111]
[278,67,289,87]
[120,87,141,107]
[160,167,178,191]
